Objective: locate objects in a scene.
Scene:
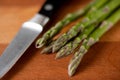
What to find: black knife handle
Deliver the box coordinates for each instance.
[38,0,65,18]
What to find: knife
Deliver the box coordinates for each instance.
[0,0,65,78]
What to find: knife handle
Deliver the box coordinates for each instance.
[38,0,65,18]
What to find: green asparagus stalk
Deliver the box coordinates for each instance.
[68,8,120,76]
[35,0,108,48]
[53,0,120,52]
[86,0,109,15]
[56,24,98,59]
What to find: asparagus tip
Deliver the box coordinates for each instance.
[35,38,46,48]
[55,50,67,59]
[41,47,52,54]
[52,36,65,52]
[68,63,76,77]
[55,53,62,59]
[35,44,40,48]
[35,41,44,48]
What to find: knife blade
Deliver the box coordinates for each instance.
[0,0,65,78]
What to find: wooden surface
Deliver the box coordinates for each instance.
[0,0,120,80]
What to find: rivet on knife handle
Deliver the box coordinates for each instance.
[39,0,66,18]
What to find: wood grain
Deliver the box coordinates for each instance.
[0,0,120,80]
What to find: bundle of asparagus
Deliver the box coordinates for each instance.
[36,0,109,48]
[40,0,109,53]
[53,0,119,52]
[35,0,120,77]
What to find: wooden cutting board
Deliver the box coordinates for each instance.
[0,0,120,80]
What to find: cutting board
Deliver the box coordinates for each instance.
[0,0,120,80]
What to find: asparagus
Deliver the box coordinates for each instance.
[42,0,109,54]
[53,0,120,52]
[56,24,97,59]
[35,0,108,48]
[68,8,120,76]
[86,0,109,15]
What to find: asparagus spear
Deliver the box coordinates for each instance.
[35,0,108,48]
[86,0,109,15]
[53,0,120,52]
[56,24,97,59]
[68,8,120,76]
